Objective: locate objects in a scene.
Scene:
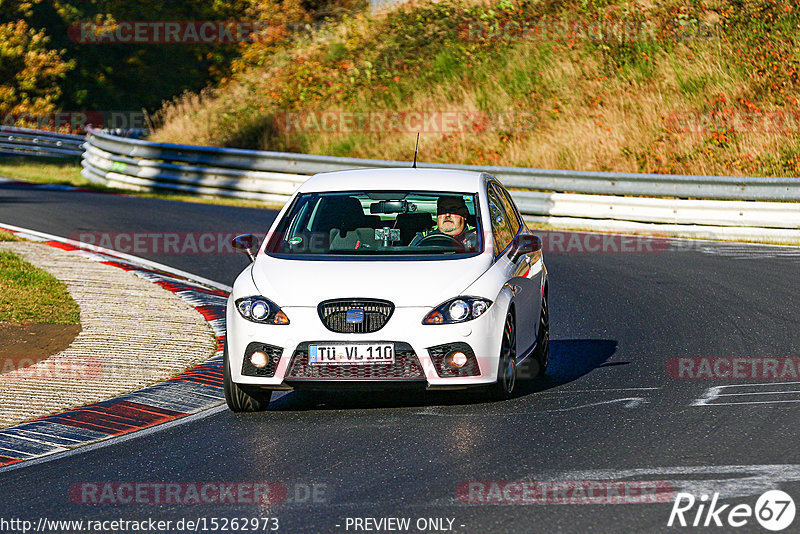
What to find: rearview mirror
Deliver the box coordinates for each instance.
[509,234,542,261]
[369,200,417,214]
[232,234,260,262]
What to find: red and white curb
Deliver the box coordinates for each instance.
[0,222,232,471]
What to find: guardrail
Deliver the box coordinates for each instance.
[5,126,794,242]
[0,126,85,158]
[83,129,800,202]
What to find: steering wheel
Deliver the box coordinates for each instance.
[413,233,466,251]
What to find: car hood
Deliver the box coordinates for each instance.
[250,254,493,307]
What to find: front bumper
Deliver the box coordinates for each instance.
[226,303,505,389]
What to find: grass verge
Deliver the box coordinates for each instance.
[0,157,282,209]
[0,230,20,242]
[0,250,80,324]
[0,157,86,187]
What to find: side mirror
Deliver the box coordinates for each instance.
[509,234,542,261]
[232,234,260,262]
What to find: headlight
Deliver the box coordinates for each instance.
[422,297,493,325]
[235,297,290,325]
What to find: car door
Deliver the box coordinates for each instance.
[489,182,539,356]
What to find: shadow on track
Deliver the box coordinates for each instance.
[516,338,619,396]
[262,338,618,412]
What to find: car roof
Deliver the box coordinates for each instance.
[296,168,488,194]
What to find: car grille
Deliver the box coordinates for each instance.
[285,342,424,380]
[428,342,481,377]
[240,342,283,377]
[317,298,394,334]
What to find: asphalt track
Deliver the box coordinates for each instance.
[2,181,800,533]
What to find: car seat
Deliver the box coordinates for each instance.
[395,212,434,245]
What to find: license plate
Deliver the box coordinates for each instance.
[309,343,394,365]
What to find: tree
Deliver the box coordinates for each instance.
[0,19,71,122]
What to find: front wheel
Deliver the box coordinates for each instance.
[487,313,517,401]
[223,342,272,412]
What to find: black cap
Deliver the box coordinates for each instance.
[437,196,469,218]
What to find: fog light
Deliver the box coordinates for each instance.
[250,351,268,369]
[445,351,468,368]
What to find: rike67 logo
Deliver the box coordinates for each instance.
[668,490,796,531]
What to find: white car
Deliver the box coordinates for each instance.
[224,168,549,411]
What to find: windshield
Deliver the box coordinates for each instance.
[265,191,482,258]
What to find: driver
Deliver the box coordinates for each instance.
[410,196,478,250]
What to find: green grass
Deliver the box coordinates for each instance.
[0,251,81,324]
[0,230,20,242]
[0,157,87,187]
[0,157,284,209]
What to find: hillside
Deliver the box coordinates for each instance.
[0,0,359,124]
[152,0,800,177]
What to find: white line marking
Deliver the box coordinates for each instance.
[716,390,800,397]
[698,399,800,406]
[707,381,800,388]
[693,382,800,406]
[0,390,291,474]
[0,445,42,457]
[544,464,800,500]
[415,397,648,416]
[544,397,647,411]
[0,431,71,449]
[0,404,226,474]
[0,222,232,292]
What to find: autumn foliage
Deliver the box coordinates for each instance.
[0,16,70,121]
[153,0,800,178]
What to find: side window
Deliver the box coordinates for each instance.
[499,187,522,236]
[487,185,513,254]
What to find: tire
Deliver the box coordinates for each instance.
[223,342,272,412]
[533,288,549,377]
[487,312,517,401]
